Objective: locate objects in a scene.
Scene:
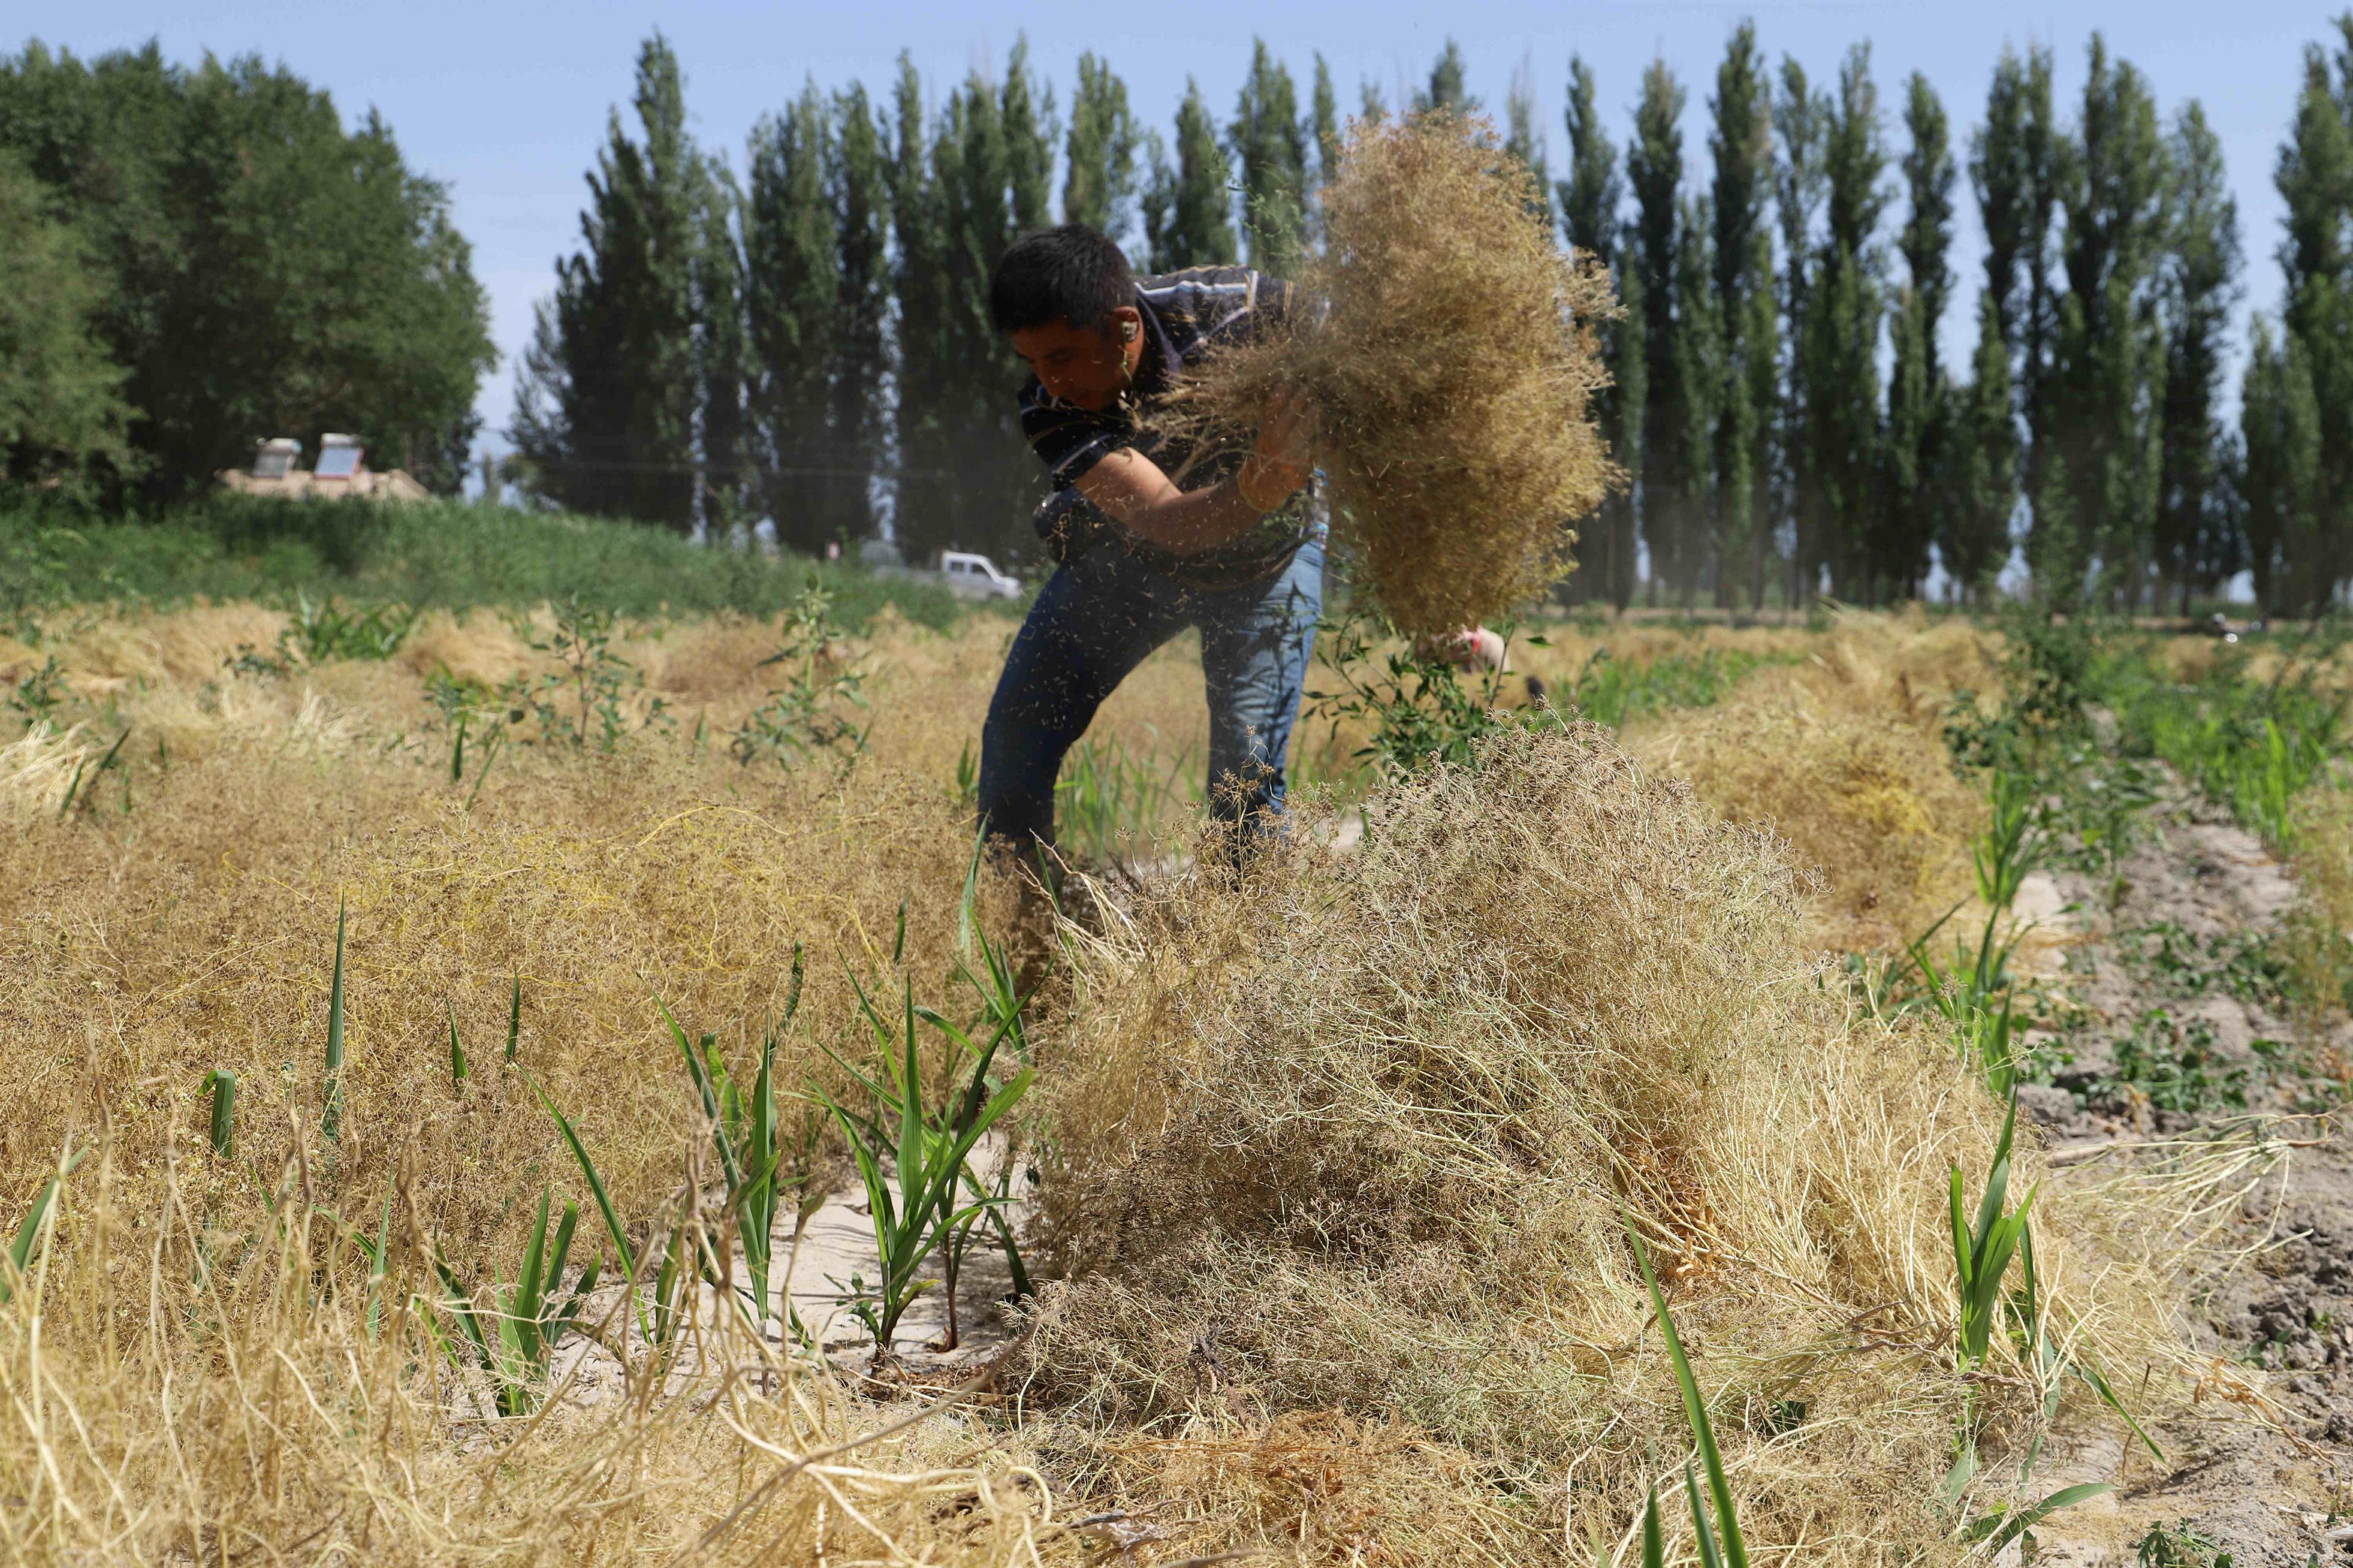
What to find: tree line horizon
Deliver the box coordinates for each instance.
[515,22,2353,615]
[10,26,2353,616]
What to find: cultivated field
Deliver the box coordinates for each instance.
[1,549,2347,1563]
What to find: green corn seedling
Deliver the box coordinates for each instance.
[529,1074,690,1359]
[204,1068,236,1156]
[1626,1219,1749,1568]
[655,949,805,1334]
[446,1001,469,1090]
[1973,769,2041,912]
[431,1185,602,1418]
[1936,1121,2157,1552]
[322,899,348,1143]
[1950,1095,2036,1370]
[0,1152,75,1309]
[363,1177,395,1341]
[505,974,522,1063]
[817,966,1032,1358]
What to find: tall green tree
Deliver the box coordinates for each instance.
[1506,58,1549,193]
[1417,40,1475,116]
[1774,59,1830,603]
[1563,55,1637,608]
[1142,80,1235,272]
[1804,44,1888,601]
[696,164,747,530]
[1709,23,1773,606]
[0,41,492,501]
[1001,39,1054,233]
[513,33,725,530]
[2046,36,2166,605]
[2017,48,2063,524]
[744,84,837,549]
[1668,194,1725,606]
[1628,59,1694,604]
[888,52,954,558]
[0,147,132,491]
[1308,55,1341,247]
[830,83,891,543]
[1890,72,1954,600]
[1063,53,1140,241]
[1230,42,1308,275]
[1945,294,2019,601]
[2241,315,2319,612]
[2272,16,2353,613]
[2154,100,2241,610]
[913,46,1055,562]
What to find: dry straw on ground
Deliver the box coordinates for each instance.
[0,603,2221,1563]
[1161,113,1617,636]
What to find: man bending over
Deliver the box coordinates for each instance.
[977,224,1321,866]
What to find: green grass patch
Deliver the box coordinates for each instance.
[0,494,976,632]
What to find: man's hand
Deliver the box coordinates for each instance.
[1414,625,1509,672]
[1237,384,1318,511]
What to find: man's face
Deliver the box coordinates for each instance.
[1010,307,1144,411]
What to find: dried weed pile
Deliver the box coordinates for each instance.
[1163,113,1617,636]
[1024,725,2180,1561]
[1627,609,1998,948]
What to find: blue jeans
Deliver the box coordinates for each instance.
[978,537,1325,856]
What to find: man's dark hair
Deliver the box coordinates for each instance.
[989,224,1133,335]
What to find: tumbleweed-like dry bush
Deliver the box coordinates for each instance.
[1020,724,2183,1562]
[1160,113,1618,637]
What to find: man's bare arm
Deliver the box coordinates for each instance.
[1069,389,1317,555]
[1071,450,1274,555]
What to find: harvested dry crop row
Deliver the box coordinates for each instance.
[1021,724,2182,1560]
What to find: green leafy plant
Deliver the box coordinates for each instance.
[1625,1219,1748,1568]
[1936,1096,2158,1553]
[814,921,1034,1359]
[529,1077,693,1359]
[0,1151,76,1309]
[502,596,666,752]
[653,952,811,1335]
[1055,736,1185,866]
[1566,643,1782,730]
[2133,1521,2235,1568]
[730,586,869,769]
[2103,631,2344,850]
[1307,602,1544,780]
[9,654,63,730]
[446,1001,469,1090]
[322,899,348,1144]
[204,1068,237,1156]
[431,1186,602,1418]
[278,593,420,664]
[2103,1009,2252,1115]
[53,727,128,820]
[1950,1095,2037,1371]
[2113,921,2285,1007]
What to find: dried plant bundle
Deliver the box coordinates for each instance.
[1161,112,1618,635]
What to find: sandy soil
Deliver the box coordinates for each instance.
[2011,774,2352,1563]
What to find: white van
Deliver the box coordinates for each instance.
[938,552,1023,600]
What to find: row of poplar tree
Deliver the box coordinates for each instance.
[512,24,2353,613]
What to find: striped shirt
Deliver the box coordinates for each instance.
[1017,265,1318,591]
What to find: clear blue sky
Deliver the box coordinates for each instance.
[19,2,2344,454]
